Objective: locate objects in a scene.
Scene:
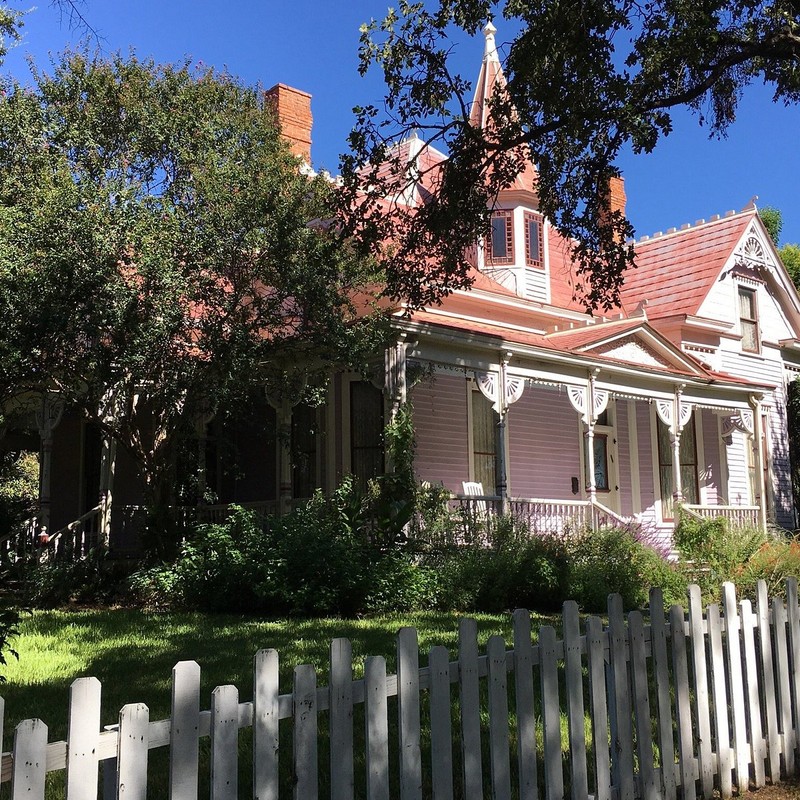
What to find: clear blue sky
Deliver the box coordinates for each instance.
[5,0,800,244]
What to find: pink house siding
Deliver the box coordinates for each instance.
[508,385,581,499]
[411,373,470,493]
[636,402,657,523]
[616,400,633,517]
[700,409,721,506]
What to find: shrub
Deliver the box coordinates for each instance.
[735,535,800,600]
[0,450,39,538]
[0,606,21,682]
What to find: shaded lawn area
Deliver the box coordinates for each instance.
[1,607,557,743]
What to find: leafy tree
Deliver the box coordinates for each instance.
[759,206,784,244]
[759,206,800,289]
[342,0,800,309]
[0,52,381,555]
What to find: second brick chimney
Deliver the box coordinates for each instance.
[265,83,313,163]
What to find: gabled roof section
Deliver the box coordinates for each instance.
[544,318,709,375]
[469,23,538,195]
[621,210,754,320]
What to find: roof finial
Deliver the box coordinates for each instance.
[483,21,499,62]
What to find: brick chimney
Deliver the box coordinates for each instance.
[265,83,312,163]
[607,176,626,217]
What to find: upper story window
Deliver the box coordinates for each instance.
[524,212,543,268]
[488,210,513,265]
[738,286,760,353]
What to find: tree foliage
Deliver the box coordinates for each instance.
[0,52,381,552]
[342,0,800,309]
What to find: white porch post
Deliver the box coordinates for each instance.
[496,354,511,513]
[671,387,684,505]
[98,436,116,545]
[385,334,408,422]
[35,393,65,537]
[276,399,293,516]
[751,394,768,531]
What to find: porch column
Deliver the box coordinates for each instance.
[385,334,408,422]
[496,355,511,513]
[98,435,116,545]
[276,399,293,516]
[671,388,684,505]
[751,394,768,531]
[35,393,65,537]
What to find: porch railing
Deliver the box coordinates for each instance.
[511,497,593,533]
[0,516,38,563]
[44,504,103,561]
[684,503,760,528]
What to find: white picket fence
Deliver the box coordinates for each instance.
[3,579,800,799]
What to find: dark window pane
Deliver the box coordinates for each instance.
[350,382,384,491]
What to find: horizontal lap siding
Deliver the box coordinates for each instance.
[727,430,751,506]
[636,402,658,527]
[411,374,470,494]
[616,400,633,516]
[508,385,580,499]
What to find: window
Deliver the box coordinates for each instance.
[524,212,543,267]
[292,403,324,499]
[471,390,497,492]
[656,416,699,520]
[487,211,513,265]
[738,286,760,353]
[350,381,384,492]
[592,434,610,491]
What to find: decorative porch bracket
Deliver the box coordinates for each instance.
[476,355,524,511]
[35,392,65,536]
[567,373,609,503]
[655,387,693,505]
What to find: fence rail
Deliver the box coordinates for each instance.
[3,578,800,799]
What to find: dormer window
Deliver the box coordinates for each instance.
[488,210,513,265]
[738,286,760,353]
[524,212,543,268]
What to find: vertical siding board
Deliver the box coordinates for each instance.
[687,585,714,798]
[723,583,750,792]
[487,636,511,800]
[628,611,657,800]
[253,649,280,800]
[293,664,318,800]
[708,603,733,798]
[586,615,611,800]
[539,625,563,800]
[787,577,800,767]
[650,588,677,800]
[397,627,422,800]
[608,593,634,800]
[756,581,781,783]
[563,601,588,800]
[117,703,149,800]
[11,719,47,800]
[741,599,766,787]
[365,656,390,800]
[210,685,238,800]
[669,605,696,800]
[458,618,483,799]
[329,638,354,800]
[428,646,454,800]
[66,676,101,800]
[773,598,794,775]
[512,609,538,800]
[170,660,201,800]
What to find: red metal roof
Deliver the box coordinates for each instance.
[620,211,754,320]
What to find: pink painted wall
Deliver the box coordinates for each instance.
[636,402,657,519]
[508,385,581,499]
[411,373,470,493]
[616,400,633,516]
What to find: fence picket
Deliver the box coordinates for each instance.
[723,582,750,792]
[458,618,483,799]
[669,605,696,800]
[428,646,454,800]
[586,615,611,800]
[66,677,101,800]
[649,588,677,800]
[170,660,201,800]
[365,656,389,800]
[563,601,588,800]
[539,625,563,800]
[398,627,422,800]
[253,650,280,800]
[629,611,657,800]
[293,664,318,800]
[608,593,635,800]
[512,609,538,800]
[707,603,733,798]
[757,581,781,783]
[329,638,354,800]
[0,696,3,759]
[211,685,238,800]
[478,636,507,800]
[687,585,713,799]
[741,600,766,787]
[12,719,47,800]
[787,578,800,767]
[773,598,794,775]
[117,704,149,800]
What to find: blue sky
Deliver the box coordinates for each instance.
[5,0,800,245]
